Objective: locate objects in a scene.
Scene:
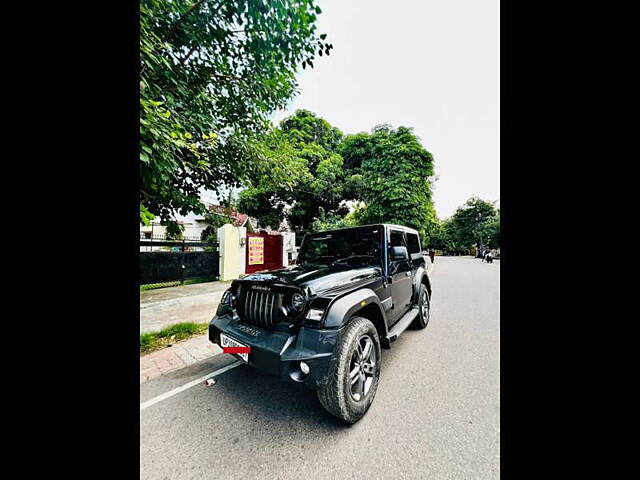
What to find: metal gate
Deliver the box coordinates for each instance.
[245,233,283,274]
[140,237,219,286]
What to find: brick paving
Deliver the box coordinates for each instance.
[140,335,223,384]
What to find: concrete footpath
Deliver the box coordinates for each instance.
[140,281,231,383]
[140,280,232,333]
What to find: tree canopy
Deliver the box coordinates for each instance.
[428,197,500,253]
[238,110,358,231]
[239,114,438,241]
[449,197,499,249]
[343,125,437,243]
[140,0,332,232]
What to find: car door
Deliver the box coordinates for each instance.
[388,229,413,323]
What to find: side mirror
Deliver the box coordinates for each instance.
[391,246,409,261]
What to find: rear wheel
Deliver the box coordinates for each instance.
[410,284,430,329]
[317,316,381,424]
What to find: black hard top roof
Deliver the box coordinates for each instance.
[306,224,419,236]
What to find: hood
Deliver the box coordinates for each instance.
[239,263,383,296]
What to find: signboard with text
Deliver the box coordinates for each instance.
[248,236,264,265]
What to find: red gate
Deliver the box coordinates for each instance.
[245,233,283,274]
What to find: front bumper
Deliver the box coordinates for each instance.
[209,312,342,389]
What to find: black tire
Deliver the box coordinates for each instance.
[317,316,381,424]
[410,284,430,329]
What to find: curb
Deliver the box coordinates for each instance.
[140,334,222,384]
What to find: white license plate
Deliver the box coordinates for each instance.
[220,333,249,362]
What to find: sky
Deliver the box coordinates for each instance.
[271,0,499,219]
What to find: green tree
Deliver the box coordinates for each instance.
[450,197,499,250]
[427,218,460,254]
[279,109,343,151]
[310,207,358,232]
[140,0,333,230]
[338,132,373,172]
[355,125,437,243]
[480,213,500,249]
[238,110,355,231]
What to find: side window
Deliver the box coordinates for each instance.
[389,230,406,263]
[406,233,420,254]
[389,230,405,248]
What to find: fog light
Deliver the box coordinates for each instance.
[306,308,324,321]
[300,361,310,375]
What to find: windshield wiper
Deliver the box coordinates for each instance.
[331,255,378,266]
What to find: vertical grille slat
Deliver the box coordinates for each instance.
[251,291,257,325]
[241,288,281,330]
[247,291,253,325]
[255,291,262,328]
[259,292,265,327]
[254,291,261,328]
[268,293,274,329]
[252,291,259,327]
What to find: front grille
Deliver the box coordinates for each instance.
[239,290,281,330]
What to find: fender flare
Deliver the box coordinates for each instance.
[412,267,432,304]
[323,288,387,335]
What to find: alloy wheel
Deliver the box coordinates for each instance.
[421,291,429,320]
[348,335,376,402]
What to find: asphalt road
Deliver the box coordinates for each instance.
[140,256,500,479]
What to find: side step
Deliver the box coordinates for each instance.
[380,307,419,349]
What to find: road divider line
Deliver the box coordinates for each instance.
[140,360,243,411]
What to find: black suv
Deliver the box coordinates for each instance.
[209,224,432,423]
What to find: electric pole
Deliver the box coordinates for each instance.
[476,212,484,258]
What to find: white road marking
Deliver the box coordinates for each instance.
[140,360,243,411]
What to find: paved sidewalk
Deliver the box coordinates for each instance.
[140,281,232,333]
[140,335,223,384]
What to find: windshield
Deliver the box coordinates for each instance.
[298,227,383,266]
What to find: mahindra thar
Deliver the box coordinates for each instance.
[209,224,432,423]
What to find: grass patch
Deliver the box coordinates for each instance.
[140,282,179,292]
[184,276,217,286]
[140,276,218,292]
[140,322,209,355]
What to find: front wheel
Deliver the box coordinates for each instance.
[317,316,381,424]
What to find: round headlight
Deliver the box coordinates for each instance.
[292,293,305,310]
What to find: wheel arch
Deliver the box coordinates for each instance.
[323,288,388,337]
[422,274,432,298]
[412,267,432,304]
[350,304,387,340]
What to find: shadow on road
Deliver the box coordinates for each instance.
[207,363,348,430]
[181,335,408,433]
